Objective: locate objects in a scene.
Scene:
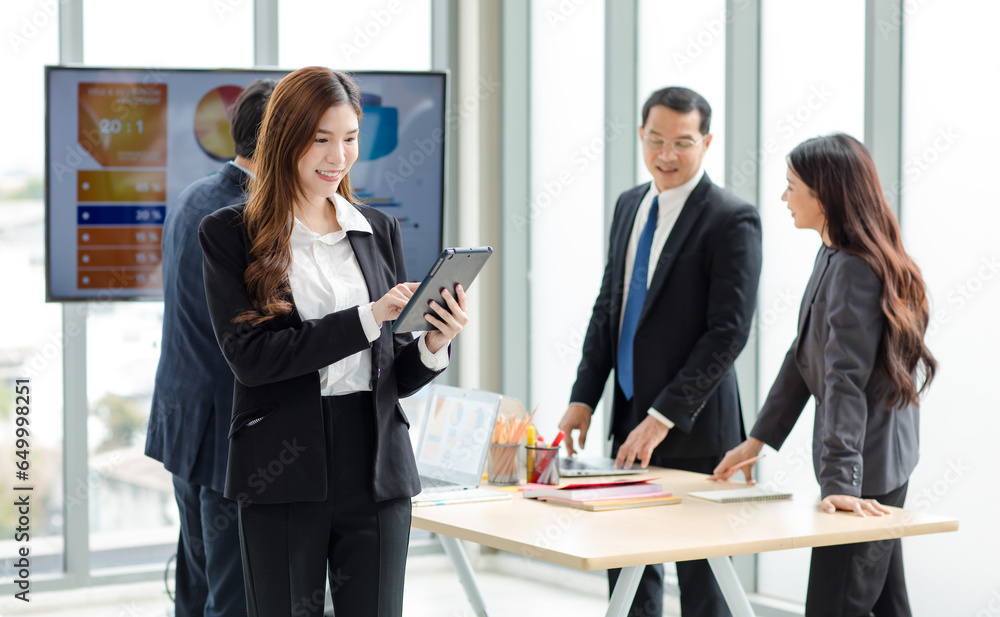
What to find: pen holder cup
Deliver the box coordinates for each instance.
[487,443,521,485]
[526,445,560,485]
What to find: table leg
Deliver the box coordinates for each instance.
[438,534,490,617]
[605,565,643,617]
[707,556,756,617]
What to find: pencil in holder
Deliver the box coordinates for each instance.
[487,443,520,485]
[526,445,560,485]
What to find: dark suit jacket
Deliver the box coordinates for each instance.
[571,175,763,459]
[751,245,919,498]
[146,163,248,494]
[198,202,442,504]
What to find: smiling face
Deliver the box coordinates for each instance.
[296,104,360,209]
[639,105,712,192]
[782,165,826,234]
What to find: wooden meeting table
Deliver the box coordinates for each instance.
[410,467,959,617]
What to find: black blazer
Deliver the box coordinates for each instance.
[198,202,443,504]
[751,245,919,498]
[146,163,248,493]
[571,175,763,459]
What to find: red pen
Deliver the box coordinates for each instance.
[550,430,565,448]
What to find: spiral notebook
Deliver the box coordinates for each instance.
[687,486,792,503]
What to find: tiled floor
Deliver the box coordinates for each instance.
[0,549,685,617]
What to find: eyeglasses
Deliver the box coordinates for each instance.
[641,134,706,153]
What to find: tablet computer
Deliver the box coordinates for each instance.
[391,247,493,333]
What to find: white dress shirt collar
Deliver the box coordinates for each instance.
[227,159,254,178]
[649,165,705,207]
[291,194,373,243]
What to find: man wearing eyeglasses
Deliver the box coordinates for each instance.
[559,87,763,617]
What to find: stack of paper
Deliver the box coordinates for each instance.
[521,478,681,511]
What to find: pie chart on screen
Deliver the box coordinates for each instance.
[194,85,244,161]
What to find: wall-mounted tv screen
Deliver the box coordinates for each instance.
[45,66,447,302]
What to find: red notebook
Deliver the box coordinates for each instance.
[520,477,662,501]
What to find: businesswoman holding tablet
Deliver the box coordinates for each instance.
[199,66,467,617]
[713,134,936,616]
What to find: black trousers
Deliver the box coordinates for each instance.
[806,482,911,617]
[172,476,247,617]
[237,393,412,617]
[607,452,732,617]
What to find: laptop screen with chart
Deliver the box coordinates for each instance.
[415,385,502,491]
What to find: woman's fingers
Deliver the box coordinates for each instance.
[821,495,891,517]
[426,287,469,337]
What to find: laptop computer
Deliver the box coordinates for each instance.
[411,385,511,505]
[559,456,650,477]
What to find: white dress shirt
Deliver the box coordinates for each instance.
[574,169,705,429]
[287,194,448,396]
[620,168,705,324]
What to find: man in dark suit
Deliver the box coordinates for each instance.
[146,78,276,617]
[558,87,763,617]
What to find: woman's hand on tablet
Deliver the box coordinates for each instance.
[423,284,469,353]
[372,282,420,325]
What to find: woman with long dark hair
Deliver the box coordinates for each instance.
[713,133,935,616]
[199,66,468,617]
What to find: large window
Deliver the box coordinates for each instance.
[901,1,1000,614]
[85,303,173,570]
[77,0,254,574]
[528,0,607,451]
[754,0,866,603]
[83,0,253,68]
[637,0,727,184]
[279,0,431,70]
[3,0,435,587]
[0,0,63,583]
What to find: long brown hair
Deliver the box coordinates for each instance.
[237,67,363,325]
[788,133,936,409]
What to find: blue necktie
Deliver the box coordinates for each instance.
[617,195,659,400]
